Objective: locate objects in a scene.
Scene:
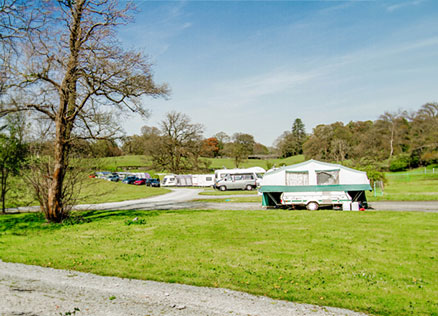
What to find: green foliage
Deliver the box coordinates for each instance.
[0,114,28,212]
[1,210,437,315]
[389,154,411,172]
[302,102,438,169]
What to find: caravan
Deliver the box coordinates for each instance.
[162,174,193,187]
[191,174,215,187]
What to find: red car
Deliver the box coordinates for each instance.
[134,178,146,185]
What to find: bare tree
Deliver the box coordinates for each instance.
[0,0,168,222]
[151,111,204,173]
[378,110,408,159]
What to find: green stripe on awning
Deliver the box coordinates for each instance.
[260,184,372,192]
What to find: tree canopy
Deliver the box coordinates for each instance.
[0,0,168,222]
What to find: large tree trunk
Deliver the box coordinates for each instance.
[46,115,69,223]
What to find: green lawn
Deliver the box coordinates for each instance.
[96,154,306,171]
[78,178,170,204]
[1,210,436,316]
[367,171,438,201]
[4,177,170,208]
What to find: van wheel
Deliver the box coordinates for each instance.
[306,202,319,211]
[245,185,253,191]
[219,186,227,191]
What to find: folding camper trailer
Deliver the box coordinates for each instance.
[259,160,371,210]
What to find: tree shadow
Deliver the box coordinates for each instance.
[0,208,216,232]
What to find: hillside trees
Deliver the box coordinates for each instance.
[122,126,160,155]
[0,0,168,222]
[301,102,438,169]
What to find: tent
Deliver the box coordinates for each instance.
[259,160,371,209]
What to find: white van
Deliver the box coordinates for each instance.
[214,171,260,191]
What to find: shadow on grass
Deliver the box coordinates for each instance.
[0,209,216,232]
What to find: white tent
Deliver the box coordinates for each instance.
[260,160,371,208]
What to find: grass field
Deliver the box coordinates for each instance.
[97,154,306,171]
[4,177,170,209]
[1,209,436,316]
[367,170,438,201]
[78,179,170,204]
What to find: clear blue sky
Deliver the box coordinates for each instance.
[118,0,438,146]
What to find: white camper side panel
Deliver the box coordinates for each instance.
[192,174,215,187]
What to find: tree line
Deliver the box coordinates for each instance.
[297,102,437,172]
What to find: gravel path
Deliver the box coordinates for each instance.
[0,260,366,316]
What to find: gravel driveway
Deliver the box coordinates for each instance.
[0,260,366,316]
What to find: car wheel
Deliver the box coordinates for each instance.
[245,185,253,191]
[219,186,227,191]
[306,202,319,211]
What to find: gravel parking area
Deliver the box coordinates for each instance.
[0,260,366,316]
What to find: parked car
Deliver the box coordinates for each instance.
[150,178,160,187]
[122,176,138,184]
[108,175,119,182]
[134,178,146,185]
[145,178,160,186]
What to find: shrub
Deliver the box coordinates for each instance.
[389,154,410,172]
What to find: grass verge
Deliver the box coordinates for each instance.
[0,210,436,316]
[78,179,170,204]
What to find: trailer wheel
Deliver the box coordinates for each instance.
[219,186,227,191]
[245,185,253,191]
[306,202,319,211]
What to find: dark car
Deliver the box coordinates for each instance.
[149,178,160,187]
[145,178,157,186]
[134,178,146,185]
[122,176,138,184]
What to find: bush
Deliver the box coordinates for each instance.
[389,154,410,172]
